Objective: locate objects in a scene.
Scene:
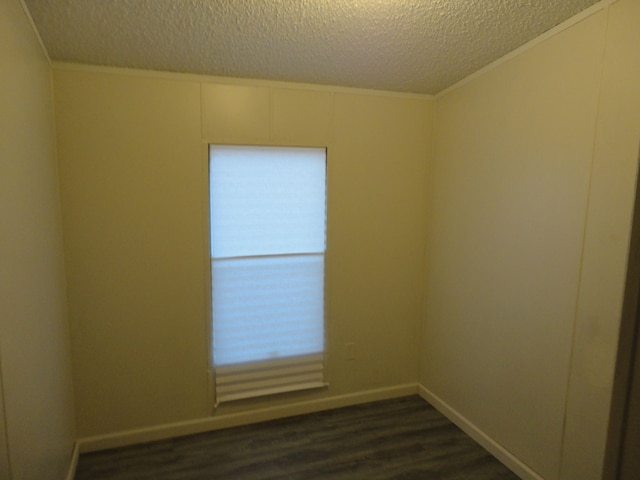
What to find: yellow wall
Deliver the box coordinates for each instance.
[54,71,209,437]
[423,1,640,479]
[32,1,640,477]
[53,68,433,438]
[0,0,76,478]
[562,0,640,477]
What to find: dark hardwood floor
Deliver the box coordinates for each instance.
[75,396,520,479]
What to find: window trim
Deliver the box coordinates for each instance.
[207,144,329,406]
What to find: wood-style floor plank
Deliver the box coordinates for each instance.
[75,396,520,479]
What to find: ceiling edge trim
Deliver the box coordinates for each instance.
[435,0,619,99]
[50,62,436,101]
[18,0,50,65]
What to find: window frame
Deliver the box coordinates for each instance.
[206,144,329,406]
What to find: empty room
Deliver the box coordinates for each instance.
[2,0,640,479]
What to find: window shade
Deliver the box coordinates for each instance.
[214,353,325,403]
[209,145,327,404]
[210,146,326,258]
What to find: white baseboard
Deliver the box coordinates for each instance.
[79,383,418,453]
[418,384,543,480]
[65,442,79,480]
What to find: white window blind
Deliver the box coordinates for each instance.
[209,145,327,404]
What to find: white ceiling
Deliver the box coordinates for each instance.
[24,0,602,95]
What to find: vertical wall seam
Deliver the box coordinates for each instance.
[0,351,14,479]
[199,82,205,142]
[48,63,80,449]
[268,87,274,143]
[557,5,612,479]
[199,82,215,414]
[325,91,335,385]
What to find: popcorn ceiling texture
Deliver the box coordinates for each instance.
[24,0,601,94]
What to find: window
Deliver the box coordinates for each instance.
[209,145,327,404]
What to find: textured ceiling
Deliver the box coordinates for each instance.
[24,0,602,95]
